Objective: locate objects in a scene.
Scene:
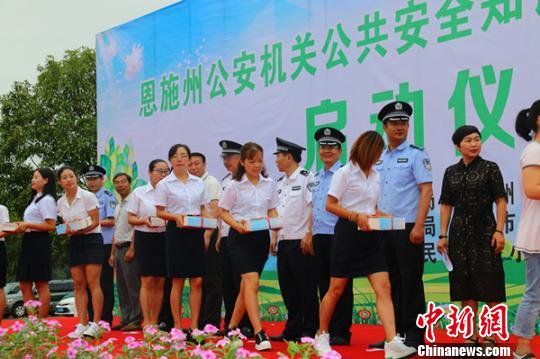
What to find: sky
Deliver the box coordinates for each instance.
[0,0,179,96]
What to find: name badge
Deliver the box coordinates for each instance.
[397,158,409,163]
[291,185,301,191]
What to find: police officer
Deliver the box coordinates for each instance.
[311,127,353,345]
[370,101,433,349]
[218,140,253,337]
[84,165,117,327]
[270,137,318,341]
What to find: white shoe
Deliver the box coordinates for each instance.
[314,332,332,356]
[254,330,272,351]
[83,321,100,339]
[68,323,88,338]
[384,335,417,359]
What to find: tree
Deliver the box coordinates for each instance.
[0,47,96,279]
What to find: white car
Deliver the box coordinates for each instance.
[54,295,77,317]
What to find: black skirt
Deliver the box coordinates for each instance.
[135,230,167,277]
[68,233,104,268]
[331,218,387,278]
[0,241,6,288]
[16,231,52,282]
[228,228,270,275]
[165,221,205,278]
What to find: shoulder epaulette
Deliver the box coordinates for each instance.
[221,173,231,181]
[300,169,309,176]
[104,189,113,196]
[277,176,284,182]
[409,144,424,151]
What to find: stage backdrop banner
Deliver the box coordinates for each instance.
[97,0,539,329]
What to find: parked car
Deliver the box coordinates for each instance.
[54,293,76,316]
[3,279,74,318]
[4,282,26,318]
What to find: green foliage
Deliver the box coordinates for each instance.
[0,47,97,280]
[99,136,147,194]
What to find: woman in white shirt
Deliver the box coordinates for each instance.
[219,142,279,352]
[12,168,57,319]
[0,204,9,326]
[155,144,209,331]
[314,131,416,359]
[511,101,540,359]
[127,159,169,328]
[57,166,104,339]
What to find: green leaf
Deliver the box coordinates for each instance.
[132,162,138,180]
[133,178,147,189]
[100,154,112,175]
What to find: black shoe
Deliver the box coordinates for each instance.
[330,333,351,346]
[367,339,385,351]
[255,330,272,351]
[240,326,254,339]
[157,322,170,332]
[216,328,228,336]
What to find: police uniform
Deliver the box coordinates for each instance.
[84,165,116,325]
[311,127,353,344]
[217,140,251,331]
[16,192,57,283]
[273,138,318,339]
[375,101,433,347]
[155,171,207,278]
[0,205,9,289]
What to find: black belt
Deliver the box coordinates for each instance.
[115,241,131,249]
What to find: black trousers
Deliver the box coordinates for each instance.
[383,223,426,345]
[199,230,222,328]
[88,244,114,325]
[277,240,319,337]
[313,234,353,337]
[221,236,251,329]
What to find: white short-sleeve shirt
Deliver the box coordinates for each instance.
[0,205,9,242]
[219,173,233,238]
[219,174,279,220]
[23,194,57,229]
[57,187,101,234]
[202,172,222,202]
[155,172,207,215]
[126,184,165,233]
[515,141,540,253]
[328,162,380,215]
[276,167,313,240]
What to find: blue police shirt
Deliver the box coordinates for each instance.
[376,140,432,223]
[95,187,116,245]
[311,161,341,236]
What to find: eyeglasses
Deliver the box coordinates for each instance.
[153,169,169,174]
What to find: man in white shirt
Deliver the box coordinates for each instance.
[189,152,223,329]
[271,137,318,341]
[110,173,142,331]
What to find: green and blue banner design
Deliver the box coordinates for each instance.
[97,0,539,329]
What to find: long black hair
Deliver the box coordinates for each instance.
[516,99,540,141]
[28,168,57,205]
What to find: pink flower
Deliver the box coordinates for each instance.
[278,355,289,359]
[70,338,87,349]
[170,328,186,341]
[45,319,61,328]
[300,336,315,344]
[144,326,158,335]
[124,336,136,344]
[127,340,144,350]
[152,344,165,351]
[192,345,216,359]
[216,338,230,347]
[99,338,117,348]
[203,324,218,334]
[67,348,77,359]
[0,328,8,337]
[11,321,25,332]
[191,328,205,337]
[98,321,111,331]
[227,328,246,339]
[100,354,114,359]
[172,342,186,351]
[159,335,171,343]
[321,350,342,359]
[46,346,58,357]
[24,355,33,359]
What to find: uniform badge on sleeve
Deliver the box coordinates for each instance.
[110,201,116,209]
[307,181,318,192]
[423,158,432,171]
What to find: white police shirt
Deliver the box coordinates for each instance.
[219,173,233,237]
[328,162,380,215]
[0,205,9,241]
[126,184,165,233]
[276,167,313,240]
[155,172,207,215]
[57,187,101,234]
[23,194,57,230]
[219,174,279,221]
